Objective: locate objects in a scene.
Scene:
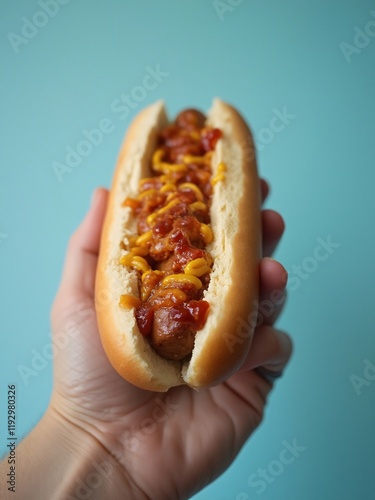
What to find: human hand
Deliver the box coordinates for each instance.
[48,180,292,500]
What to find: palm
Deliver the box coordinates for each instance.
[50,186,291,499]
[118,382,264,499]
[52,290,266,495]
[52,292,155,417]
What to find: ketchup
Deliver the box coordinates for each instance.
[121,109,223,360]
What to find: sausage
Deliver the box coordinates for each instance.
[121,110,216,360]
[150,307,196,360]
[175,109,206,131]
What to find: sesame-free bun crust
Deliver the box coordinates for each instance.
[95,99,261,392]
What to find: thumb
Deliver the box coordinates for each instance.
[58,188,109,299]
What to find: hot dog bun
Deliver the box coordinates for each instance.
[95,99,261,392]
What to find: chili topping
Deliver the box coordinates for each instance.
[120,108,225,361]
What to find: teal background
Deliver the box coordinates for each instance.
[1,1,374,499]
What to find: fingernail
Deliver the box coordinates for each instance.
[278,331,293,359]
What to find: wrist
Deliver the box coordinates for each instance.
[9,406,147,500]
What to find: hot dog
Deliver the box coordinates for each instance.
[95,99,261,391]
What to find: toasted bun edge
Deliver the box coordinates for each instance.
[95,99,260,391]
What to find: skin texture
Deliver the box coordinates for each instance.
[0,180,292,500]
